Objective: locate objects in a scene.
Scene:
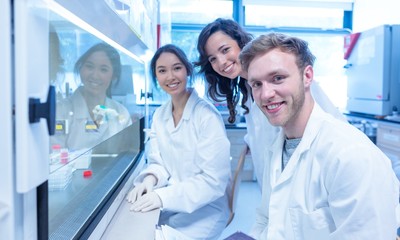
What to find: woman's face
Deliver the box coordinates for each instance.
[204,31,243,79]
[155,52,188,98]
[80,51,114,97]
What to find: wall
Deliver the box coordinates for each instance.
[353,0,400,32]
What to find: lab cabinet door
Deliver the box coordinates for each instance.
[14,0,51,193]
[0,0,15,239]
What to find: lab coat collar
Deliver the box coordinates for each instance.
[72,86,113,120]
[162,88,199,122]
[269,103,325,186]
[71,87,91,119]
[181,88,199,121]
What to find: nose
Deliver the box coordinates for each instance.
[215,54,227,67]
[260,83,275,100]
[91,67,101,79]
[166,69,175,81]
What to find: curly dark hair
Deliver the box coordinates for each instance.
[194,18,253,124]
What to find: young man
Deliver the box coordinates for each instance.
[239,33,400,240]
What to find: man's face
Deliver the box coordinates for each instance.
[247,49,310,129]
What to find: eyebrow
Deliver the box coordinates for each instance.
[207,44,228,58]
[217,44,227,52]
[248,70,280,83]
[100,64,111,68]
[156,62,183,69]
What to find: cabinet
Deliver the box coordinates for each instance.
[377,123,400,180]
[226,128,255,181]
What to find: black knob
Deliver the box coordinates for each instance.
[140,89,154,100]
[29,86,56,135]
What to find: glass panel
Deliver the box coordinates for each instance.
[48,5,145,238]
[245,5,344,29]
[167,0,233,24]
[172,30,200,64]
[171,30,207,98]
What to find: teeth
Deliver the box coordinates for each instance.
[89,82,101,87]
[267,104,279,110]
[223,64,233,73]
[167,83,179,88]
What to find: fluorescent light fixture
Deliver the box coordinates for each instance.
[46,0,144,63]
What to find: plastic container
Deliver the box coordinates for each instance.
[60,148,69,164]
[50,144,61,164]
[48,165,73,191]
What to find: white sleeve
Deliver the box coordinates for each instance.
[134,111,170,188]
[155,106,231,213]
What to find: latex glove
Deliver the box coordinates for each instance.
[126,174,157,203]
[130,191,162,212]
[92,105,119,125]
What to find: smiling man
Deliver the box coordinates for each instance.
[239,33,400,240]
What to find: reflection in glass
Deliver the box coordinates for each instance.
[47,9,146,238]
[51,43,132,151]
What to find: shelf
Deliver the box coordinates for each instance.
[52,0,149,58]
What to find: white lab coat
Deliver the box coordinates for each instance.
[51,86,132,151]
[250,103,400,240]
[244,82,347,189]
[134,89,231,240]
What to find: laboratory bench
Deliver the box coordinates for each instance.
[48,151,140,238]
[47,120,162,239]
[49,149,161,240]
[345,112,400,179]
[225,112,400,183]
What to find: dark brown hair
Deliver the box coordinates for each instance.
[195,18,253,123]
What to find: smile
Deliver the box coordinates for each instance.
[87,80,102,87]
[223,63,234,74]
[167,82,180,88]
[267,103,281,110]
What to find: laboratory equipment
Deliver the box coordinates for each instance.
[345,25,400,116]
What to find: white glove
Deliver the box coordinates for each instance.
[92,105,120,125]
[129,191,162,212]
[126,174,157,203]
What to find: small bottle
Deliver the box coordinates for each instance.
[51,144,61,164]
[60,148,69,164]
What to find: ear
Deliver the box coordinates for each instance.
[302,65,313,88]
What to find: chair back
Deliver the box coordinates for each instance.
[226,145,248,227]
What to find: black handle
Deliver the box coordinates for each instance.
[29,86,56,135]
[140,89,154,100]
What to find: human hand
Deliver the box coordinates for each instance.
[92,105,119,125]
[126,175,157,203]
[129,191,162,212]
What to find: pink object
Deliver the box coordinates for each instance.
[60,149,69,164]
[52,144,61,150]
